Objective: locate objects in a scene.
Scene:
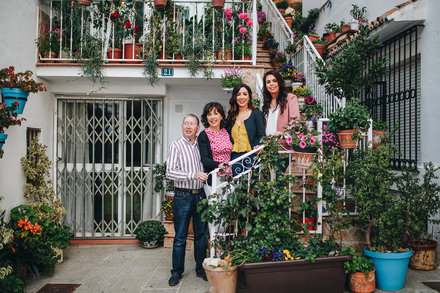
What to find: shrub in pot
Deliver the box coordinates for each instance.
[347,143,412,290]
[134,219,167,248]
[344,253,375,293]
[327,99,370,149]
[396,163,440,270]
[199,135,350,293]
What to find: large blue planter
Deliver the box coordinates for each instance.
[364,247,412,291]
[1,88,30,114]
[0,133,8,149]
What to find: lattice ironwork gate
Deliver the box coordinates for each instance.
[56,98,163,238]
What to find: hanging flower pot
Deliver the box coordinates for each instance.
[0,133,8,149]
[1,88,30,114]
[292,150,315,169]
[154,0,167,9]
[337,129,357,149]
[212,0,225,9]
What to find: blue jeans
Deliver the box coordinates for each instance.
[171,190,208,276]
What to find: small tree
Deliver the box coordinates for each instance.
[21,137,66,223]
[316,26,387,101]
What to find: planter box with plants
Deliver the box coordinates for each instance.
[199,135,350,293]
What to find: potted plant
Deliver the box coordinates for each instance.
[292,85,312,110]
[302,96,323,122]
[324,23,338,41]
[203,254,240,293]
[327,99,370,149]
[220,67,244,93]
[344,254,376,293]
[275,0,288,15]
[36,27,61,61]
[257,26,270,42]
[270,50,287,70]
[134,219,167,248]
[0,66,47,114]
[200,135,350,293]
[283,7,295,27]
[372,120,387,149]
[278,61,297,87]
[396,162,440,270]
[312,39,327,57]
[285,121,320,169]
[347,143,412,291]
[350,4,368,24]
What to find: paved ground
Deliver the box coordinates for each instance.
[24,244,440,293]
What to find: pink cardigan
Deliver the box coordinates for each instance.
[276,93,300,149]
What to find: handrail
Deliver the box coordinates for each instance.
[259,0,293,52]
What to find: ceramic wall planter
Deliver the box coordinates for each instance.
[0,133,7,149]
[1,88,30,114]
[337,129,357,149]
[364,248,412,291]
[242,255,350,293]
[292,150,316,169]
[407,239,438,270]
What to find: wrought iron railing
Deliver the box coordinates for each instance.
[38,0,258,64]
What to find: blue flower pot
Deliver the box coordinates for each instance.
[1,88,30,114]
[0,133,8,149]
[364,247,412,291]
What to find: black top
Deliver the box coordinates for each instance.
[227,108,266,149]
[197,129,230,185]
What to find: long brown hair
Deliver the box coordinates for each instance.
[262,70,288,124]
[226,84,253,129]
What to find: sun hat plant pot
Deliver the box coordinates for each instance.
[134,219,167,248]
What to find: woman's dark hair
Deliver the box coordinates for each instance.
[262,69,288,123]
[201,102,226,129]
[226,84,253,129]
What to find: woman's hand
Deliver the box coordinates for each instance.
[219,162,229,170]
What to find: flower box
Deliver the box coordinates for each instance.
[242,255,350,293]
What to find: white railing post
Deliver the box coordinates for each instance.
[252,0,258,66]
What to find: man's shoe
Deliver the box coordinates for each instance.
[196,270,208,281]
[168,274,182,286]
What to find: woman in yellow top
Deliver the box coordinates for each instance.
[225,84,265,177]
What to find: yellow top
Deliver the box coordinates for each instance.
[231,123,252,152]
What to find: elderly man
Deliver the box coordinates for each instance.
[166,114,209,286]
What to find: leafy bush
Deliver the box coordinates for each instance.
[327,99,370,134]
[373,120,387,131]
[134,220,167,245]
[344,254,374,277]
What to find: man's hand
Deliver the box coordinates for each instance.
[194,172,208,182]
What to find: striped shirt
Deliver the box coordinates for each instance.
[166,136,204,189]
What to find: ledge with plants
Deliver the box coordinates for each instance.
[220,67,243,93]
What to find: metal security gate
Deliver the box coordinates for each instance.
[56,98,163,238]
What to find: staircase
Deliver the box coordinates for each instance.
[256,39,275,71]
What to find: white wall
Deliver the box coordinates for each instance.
[0,0,55,217]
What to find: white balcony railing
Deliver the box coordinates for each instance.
[38,0,258,65]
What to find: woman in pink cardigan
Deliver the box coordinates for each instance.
[262,69,300,172]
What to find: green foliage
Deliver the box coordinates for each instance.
[153,163,174,193]
[142,49,159,87]
[276,1,288,10]
[347,143,405,252]
[75,34,106,89]
[134,220,167,244]
[0,103,23,135]
[327,99,370,135]
[350,4,367,20]
[291,8,320,35]
[316,26,387,101]
[324,23,339,33]
[21,137,66,223]
[373,120,388,131]
[396,162,440,241]
[0,271,24,293]
[344,254,374,277]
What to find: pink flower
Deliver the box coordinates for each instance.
[243,13,250,22]
[299,141,306,149]
[310,138,316,145]
[247,21,253,27]
[239,13,245,19]
[285,136,293,144]
[239,27,247,34]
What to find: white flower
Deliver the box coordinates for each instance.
[203,257,221,267]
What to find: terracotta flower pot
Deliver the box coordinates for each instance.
[154,0,167,9]
[313,43,326,57]
[203,263,239,293]
[106,48,123,63]
[308,34,319,42]
[79,0,92,6]
[284,16,293,27]
[124,43,143,64]
[337,129,357,149]
[341,24,351,32]
[212,0,225,9]
[372,129,386,149]
[349,268,376,293]
[292,150,316,169]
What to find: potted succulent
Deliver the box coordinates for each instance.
[134,219,167,248]
[344,254,376,293]
[349,4,368,30]
[200,135,350,293]
[220,67,244,93]
[347,143,412,291]
[0,66,47,114]
[396,162,440,271]
[327,99,370,149]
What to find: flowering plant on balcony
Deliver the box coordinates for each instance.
[270,50,287,63]
[292,72,305,83]
[234,35,252,58]
[36,28,61,57]
[302,96,323,120]
[257,11,266,23]
[286,131,320,153]
[220,67,244,88]
[0,66,47,93]
[292,85,312,97]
